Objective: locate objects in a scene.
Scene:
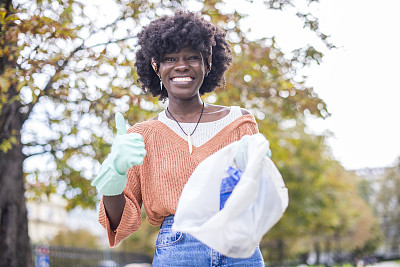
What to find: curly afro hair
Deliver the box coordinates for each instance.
[134,11,232,101]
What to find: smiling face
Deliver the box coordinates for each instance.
[158,47,208,102]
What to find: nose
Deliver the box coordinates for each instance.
[174,58,189,71]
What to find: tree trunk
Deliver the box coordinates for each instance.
[0,103,32,267]
[0,0,32,265]
[314,241,321,265]
[277,238,284,265]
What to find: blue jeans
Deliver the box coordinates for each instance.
[152,215,265,267]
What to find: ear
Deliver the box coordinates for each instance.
[151,58,159,74]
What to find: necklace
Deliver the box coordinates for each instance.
[166,102,205,154]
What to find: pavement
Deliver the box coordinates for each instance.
[370,262,400,267]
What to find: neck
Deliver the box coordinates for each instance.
[167,98,204,122]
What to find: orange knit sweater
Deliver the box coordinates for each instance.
[99,114,259,247]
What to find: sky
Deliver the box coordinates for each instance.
[230,0,400,170]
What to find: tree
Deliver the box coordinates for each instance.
[49,229,101,249]
[256,124,380,263]
[376,158,400,253]
[116,212,158,256]
[0,0,333,265]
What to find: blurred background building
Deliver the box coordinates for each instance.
[27,194,105,245]
[27,194,69,243]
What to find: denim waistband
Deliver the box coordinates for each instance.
[160,214,175,228]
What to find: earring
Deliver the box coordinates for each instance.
[160,78,163,91]
[205,60,212,77]
[151,58,158,73]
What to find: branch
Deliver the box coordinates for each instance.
[23,141,49,146]
[25,43,84,118]
[3,98,17,132]
[83,3,140,45]
[88,13,125,37]
[83,36,136,50]
[25,150,50,157]
[3,0,13,11]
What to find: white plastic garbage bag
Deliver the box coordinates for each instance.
[172,133,289,258]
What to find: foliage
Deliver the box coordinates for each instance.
[257,124,380,261]
[115,212,158,256]
[48,229,101,249]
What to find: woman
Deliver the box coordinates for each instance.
[93,11,265,266]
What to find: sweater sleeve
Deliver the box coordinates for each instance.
[98,158,143,247]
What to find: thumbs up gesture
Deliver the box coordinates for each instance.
[92,112,147,196]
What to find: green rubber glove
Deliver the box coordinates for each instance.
[91,112,147,196]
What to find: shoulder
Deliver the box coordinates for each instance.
[213,114,258,143]
[127,119,162,137]
[204,104,230,114]
[233,109,258,135]
[203,104,253,122]
[240,108,251,116]
[204,104,251,115]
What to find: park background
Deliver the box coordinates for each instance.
[1,0,399,266]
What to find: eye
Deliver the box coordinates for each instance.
[162,57,175,62]
[188,56,200,61]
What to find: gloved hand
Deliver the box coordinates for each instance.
[91,112,147,196]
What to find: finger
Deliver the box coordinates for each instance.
[118,133,144,147]
[128,133,144,141]
[115,112,127,135]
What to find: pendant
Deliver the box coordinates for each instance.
[187,135,193,154]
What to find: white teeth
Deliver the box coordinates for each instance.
[172,77,192,82]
